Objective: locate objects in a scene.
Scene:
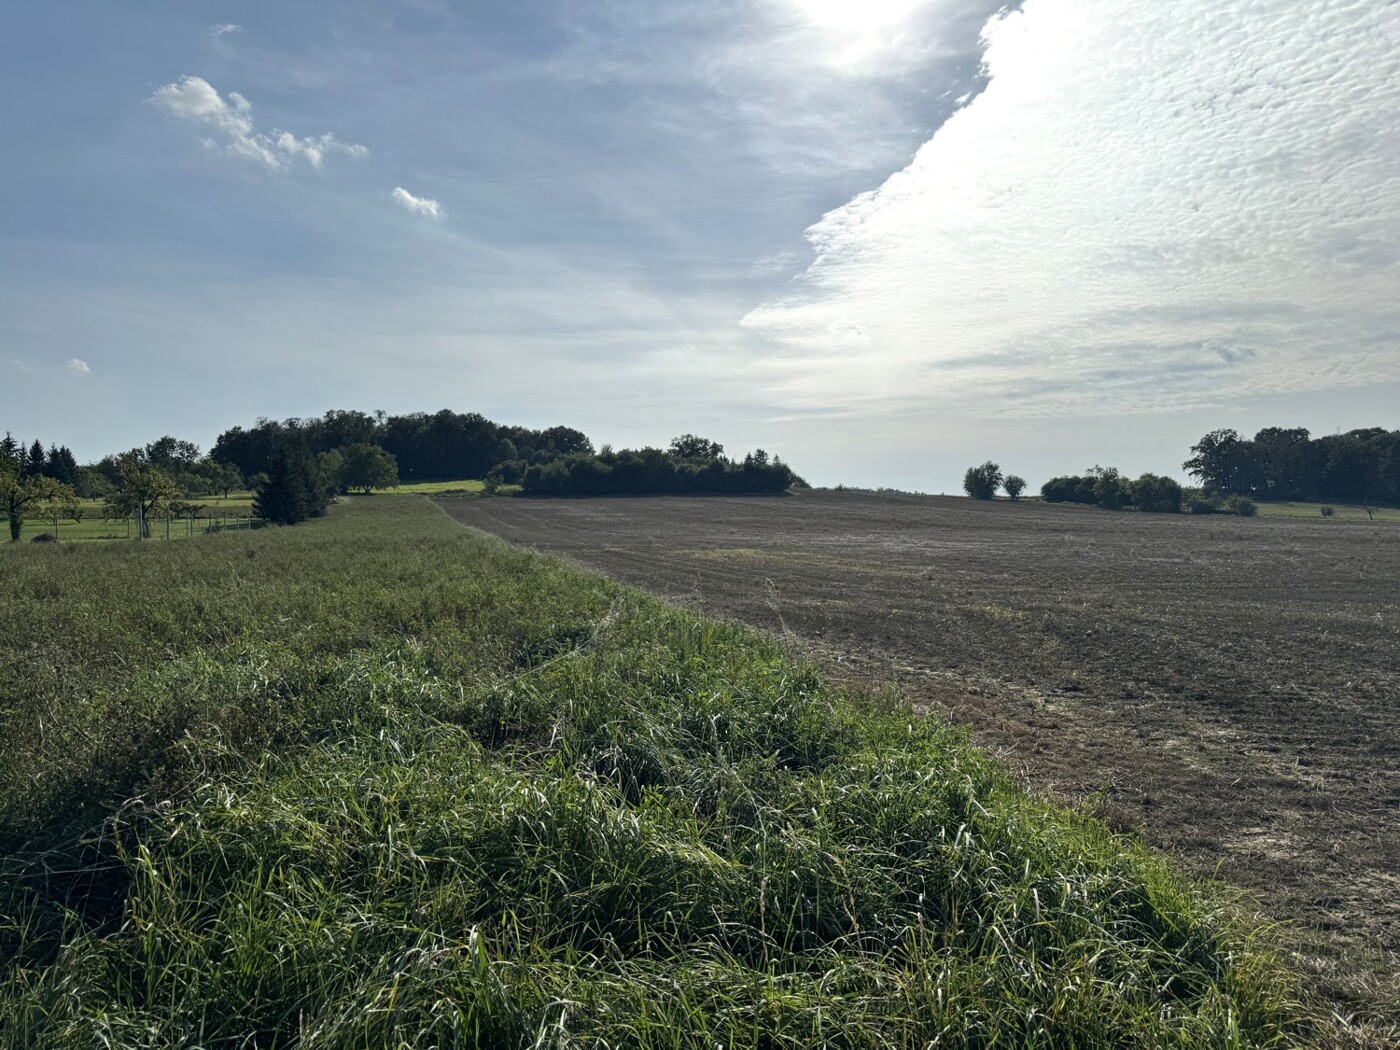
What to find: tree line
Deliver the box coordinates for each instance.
[518,439,804,497]
[1183,427,1400,504]
[211,409,593,483]
[3,412,807,538]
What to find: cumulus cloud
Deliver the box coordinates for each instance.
[149,76,367,169]
[391,186,441,218]
[743,0,1400,415]
[66,358,90,375]
[211,23,242,37]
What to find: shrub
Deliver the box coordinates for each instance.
[1133,474,1183,513]
[1041,475,1100,505]
[1184,488,1222,514]
[1091,467,1130,510]
[1224,495,1257,517]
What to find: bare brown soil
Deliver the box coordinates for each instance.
[440,490,1400,1031]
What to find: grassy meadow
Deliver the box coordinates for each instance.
[394,478,487,495]
[0,497,1312,1046]
[1251,500,1400,522]
[12,480,487,544]
[14,492,260,544]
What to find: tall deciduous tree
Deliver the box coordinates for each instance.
[963,461,1003,500]
[1184,429,1250,496]
[339,443,398,494]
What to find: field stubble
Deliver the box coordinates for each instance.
[443,490,1400,1034]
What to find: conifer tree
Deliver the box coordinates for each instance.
[254,441,326,525]
[23,440,45,477]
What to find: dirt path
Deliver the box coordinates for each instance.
[440,491,1400,1030]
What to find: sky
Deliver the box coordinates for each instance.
[2,0,1397,491]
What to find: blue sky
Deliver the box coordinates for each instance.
[2,0,1397,490]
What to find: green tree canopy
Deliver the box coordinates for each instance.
[104,456,184,540]
[669,434,726,461]
[254,442,329,525]
[962,461,1003,500]
[2,458,75,541]
[339,443,399,494]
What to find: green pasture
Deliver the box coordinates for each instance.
[14,491,259,544]
[394,477,486,494]
[1253,500,1400,522]
[11,481,494,544]
[0,496,1315,1047]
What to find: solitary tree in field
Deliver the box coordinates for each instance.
[1003,475,1027,500]
[339,443,398,494]
[963,461,1003,500]
[105,455,183,540]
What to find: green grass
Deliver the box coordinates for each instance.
[13,483,491,544]
[0,498,1312,1047]
[15,492,259,544]
[1252,500,1400,522]
[395,478,486,494]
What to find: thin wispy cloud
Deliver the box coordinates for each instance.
[744,0,1400,416]
[3,0,1394,490]
[66,358,90,376]
[149,76,367,169]
[391,186,440,218]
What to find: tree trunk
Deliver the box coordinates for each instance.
[7,510,20,542]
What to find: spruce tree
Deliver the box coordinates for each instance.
[23,440,45,477]
[254,441,326,525]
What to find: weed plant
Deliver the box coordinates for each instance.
[0,498,1308,1046]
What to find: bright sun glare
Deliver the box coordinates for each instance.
[791,0,924,34]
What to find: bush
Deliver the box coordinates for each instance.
[1091,467,1130,510]
[1041,475,1098,505]
[1185,488,1222,515]
[1133,474,1183,513]
[1224,495,1257,517]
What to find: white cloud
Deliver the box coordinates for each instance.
[391,186,441,218]
[66,358,90,375]
[743,0,1400,416]
[211,23,242,37]
[149,76,368,169]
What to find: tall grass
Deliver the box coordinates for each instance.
[0,498,1309,1046]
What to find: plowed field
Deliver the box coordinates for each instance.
[440,490,1400,1027]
